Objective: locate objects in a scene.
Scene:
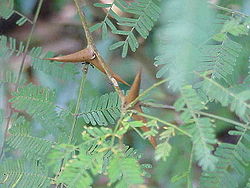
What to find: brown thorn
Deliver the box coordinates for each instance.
[44,47,130,86]
[125,69,157,148]
[44,48,95,62]
[125,68,142,104]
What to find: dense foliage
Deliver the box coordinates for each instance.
[0,0,250,187]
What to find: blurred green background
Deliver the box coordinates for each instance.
[1,0,250,187]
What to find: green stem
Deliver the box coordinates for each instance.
[141,101,248,129]
[131,126,145,138]
[15,0,44,88]
[196,111,247,128]
[68,64,89,144]
[140,102,175,110]
[128,79,168,109]
[54,65,89,186]
[187,145,193,188]
[111,113,125,147]
[209,3,248,17]
[0,0,44,159]
[131,110,192,138]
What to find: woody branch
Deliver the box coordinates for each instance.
[73,0,125,109]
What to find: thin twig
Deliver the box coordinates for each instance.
[196,72,250,110]
[15,1,44,89]
[73,0,94,46]
[111,113,125,147]
[129,110,192,137]
[68,64,89,144]
[142,101,248,128]
[54,65,89,187]
[0,0,44,159]
[209,3,249,17]
[187,145,194,188]
[140,102,176,110]
[196,111,248,128]
[127,78,168,109]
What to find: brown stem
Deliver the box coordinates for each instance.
[90,4,169,95]
[72,0,125,109]
[73,0,95,46]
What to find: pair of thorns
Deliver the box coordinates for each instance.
[46,48,156,148]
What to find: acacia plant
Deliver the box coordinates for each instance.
[0,0,250,187]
